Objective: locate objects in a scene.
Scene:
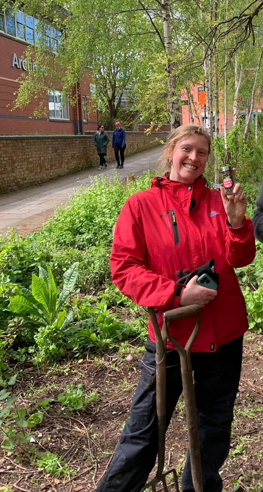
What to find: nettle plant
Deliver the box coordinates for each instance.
[8,263,79,363]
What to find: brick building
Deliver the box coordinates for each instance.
[0,6,98,136]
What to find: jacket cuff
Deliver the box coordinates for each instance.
[174,285,185,308]
[226,216,251,238]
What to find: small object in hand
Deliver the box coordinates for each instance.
[220,166,234,195]
[197,273,218,290]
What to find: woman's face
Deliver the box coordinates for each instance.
[169,134,209,184]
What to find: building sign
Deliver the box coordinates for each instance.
[12,53,35,71]
[198,88,206,106]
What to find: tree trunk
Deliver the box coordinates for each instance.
[186,86,201,124]
[162,0,180,129]
[244,43,263,142]
[233,53,243,127]
[208,43,213,140]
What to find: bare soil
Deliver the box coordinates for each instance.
[0,332,263,492]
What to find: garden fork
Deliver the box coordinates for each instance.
[141,304,203,492]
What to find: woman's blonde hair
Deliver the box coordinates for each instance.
[159,124,211,172]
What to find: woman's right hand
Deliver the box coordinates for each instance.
[179,275,217,308]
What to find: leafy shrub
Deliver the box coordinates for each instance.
[36,451,75,478]
[57,384,99,411]
[66,296,147,355]
[8,263,79,363]
[0,232,50,287]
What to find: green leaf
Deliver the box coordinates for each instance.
[16,432,31,444]
[8,374,18,386]
[47,267,58,317]
[16,417,28,429]
[6,396,17,407]
[61,310,74,330]
[55,311,67,329]
[58,262,79,309]
[36,399,52,408]
[0,389,10,401]
[2,438,14,451]
[8,295,46,321]
[32,274,49,312]
[0,407,11,419]
[27,411,43,428]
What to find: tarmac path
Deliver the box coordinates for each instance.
[0,146,162,236]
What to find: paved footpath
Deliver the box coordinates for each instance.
[0,146,162,236]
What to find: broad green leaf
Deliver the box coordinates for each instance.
[55,311,66,329]
[47,267,58,317]
[32,274,50,313]
[8,296,46,321]
[58,262,79,309]
[61,310,74,330]
[38,265,50,285]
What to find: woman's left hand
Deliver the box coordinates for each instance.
[220,177,247,228]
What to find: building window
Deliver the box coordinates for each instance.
[48,90,69,120]
[0,10,4,31]
[0,7,61,49]
[82,96,87,121]
[6,7,16,36]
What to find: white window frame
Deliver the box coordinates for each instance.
[48,90,69,120]
[82,96,87,121]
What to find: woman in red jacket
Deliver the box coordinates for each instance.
[95,125,255,492]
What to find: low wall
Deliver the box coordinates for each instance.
[0,132,167,193]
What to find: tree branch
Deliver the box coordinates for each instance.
[137,0,165,49]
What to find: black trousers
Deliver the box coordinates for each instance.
[114,144,126,167]
[95,336,243,492]
[99,153,107,167]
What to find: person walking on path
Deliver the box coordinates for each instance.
[112,121,126,169]
[95,124,255,492]
[94,125,109,170]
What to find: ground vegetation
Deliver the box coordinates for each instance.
[0,143,263,489]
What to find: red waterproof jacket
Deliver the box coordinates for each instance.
[110,175,256,352]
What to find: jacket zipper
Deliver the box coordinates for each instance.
[170,210,180,245]
[160,210,180,245]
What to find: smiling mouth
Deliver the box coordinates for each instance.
[183,163,198,171]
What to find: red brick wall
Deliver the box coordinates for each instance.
[0,33,98,135]
[0,132,167,193]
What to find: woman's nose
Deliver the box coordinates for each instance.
[189,150,198,161]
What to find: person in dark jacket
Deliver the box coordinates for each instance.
[253,181,263,241]
[95,125,255,492]
[94,125,109,170]
[112,121,126,169]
